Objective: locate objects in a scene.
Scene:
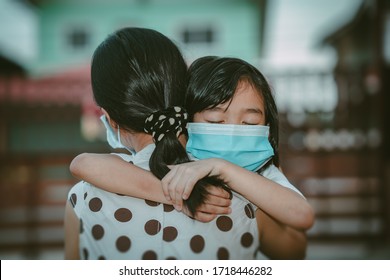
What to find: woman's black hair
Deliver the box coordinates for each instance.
[186,56,280,168]
[91,28,225,214]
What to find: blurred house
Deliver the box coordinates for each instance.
[0,0,268,259]
[271,0,389,258]
[25,0,268,76]
[320,0,390,241]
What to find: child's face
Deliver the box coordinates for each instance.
[193,80,266,125]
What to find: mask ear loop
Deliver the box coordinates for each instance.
[117,125,123,146]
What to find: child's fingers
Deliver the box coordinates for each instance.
[166,173,186,210]
[181,176,199,200]
[206,185,232,199]
[162,165,187,203]
[197,203,231,215]
[161,169,177,201]
[204,194,231,207]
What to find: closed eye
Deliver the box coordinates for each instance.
[242,122,258,125]
[206,120,224,124]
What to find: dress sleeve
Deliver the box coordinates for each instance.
[67,181,89,218]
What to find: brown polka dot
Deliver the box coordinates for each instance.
[92,224,104,240]
[163,204,174,212]
[190,235,205,253]
[79,219,84,234]
[98,256,106,260]
[216,216,233,232]
[142,250,157,260]
[144,219,161,235]
[82,248,89,259]
[241,232,254,247]
[245,203,255,219]
[166,256,177,260]
[163,226,178,242]
[89,197,103,212]
[145,200,160,207]
[114,208,132,222]
[70,193,77,207]
[217,247,229,260]
[116,236,131,252]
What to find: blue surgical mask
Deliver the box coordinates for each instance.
[100,115,136,155]
[186,123,274,171]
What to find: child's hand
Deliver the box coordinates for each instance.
[161,159,222,210]
[181,185,232,222]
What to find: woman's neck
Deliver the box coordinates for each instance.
[126,132,188,153]
[127,133,154,153]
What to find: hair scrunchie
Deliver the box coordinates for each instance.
[144,106,188,143]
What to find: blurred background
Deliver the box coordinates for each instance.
[0,0,389,260]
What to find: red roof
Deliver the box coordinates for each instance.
[0,65,99,114]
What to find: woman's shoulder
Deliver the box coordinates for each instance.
[110,152,134,162]
[68,180,89,202]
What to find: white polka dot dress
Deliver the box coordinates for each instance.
[68,145,260,260]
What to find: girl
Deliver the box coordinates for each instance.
[161,56,314,230]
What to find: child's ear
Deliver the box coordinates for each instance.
[101,108,118,129]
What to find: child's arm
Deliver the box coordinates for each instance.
[70,153,167,203]
[161,158,315,230]
[69,153,232,222]
[256,209,307,259]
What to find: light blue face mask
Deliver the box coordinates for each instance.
[186,123,274,171]
[100,115,136,155]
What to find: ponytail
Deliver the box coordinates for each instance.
[144,107,228,214]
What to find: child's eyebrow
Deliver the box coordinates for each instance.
[245,108,263,115]
[207,106,227,112]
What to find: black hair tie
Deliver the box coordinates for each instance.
[144,106,188,143]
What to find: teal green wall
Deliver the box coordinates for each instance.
[9,121,107,154]
[33,0,263,74]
